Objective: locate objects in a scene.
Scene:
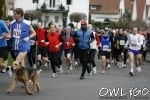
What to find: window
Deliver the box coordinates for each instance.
[45,16,49,21]
[67,0,72,5]
[53,0,55,7]
[49,0,52,7]
[49,0,55,7]
[148,17,150,21]
[9,2,14,10]
[90,5,96,10]
[55,16,59,23]
[33,0,38,3]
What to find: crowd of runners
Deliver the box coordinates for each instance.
[1,8,150,80]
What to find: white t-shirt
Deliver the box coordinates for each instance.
[127,33,142,50]
[90,31,97,49]
[139,34,145,45]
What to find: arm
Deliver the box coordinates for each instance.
[95,32,100,46]
[45,30,49,42]
[55,34,64,49]
[74,31,80,42]
[45,33,49,45]
[125,35,130,47]
[0,21,11,39]
[136,35,144,46]
[59,34,64,45]
[24,25,36,42]
[89,32,95,43]
[29,25,36,39]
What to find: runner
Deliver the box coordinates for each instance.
[74,20,95,79]
[46,24,63,78]
[126,27,142,76]
[0,19,11,74]
[116,29,128,68]
[36,22,49,68]
[10,8,36,67]
[62,26,75,73]
[100,28,112,74]
[87,24,100,74]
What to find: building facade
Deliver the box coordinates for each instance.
[89,0,120,22]
[13,0,89,28]
[5,0,14,16]
[90,0,150,23]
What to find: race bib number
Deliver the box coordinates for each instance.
[120,40,125,45]
[13,29,21,39]
[131,40,137,47]
[103,45,109,51]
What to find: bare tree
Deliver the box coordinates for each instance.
[69,12,86,22]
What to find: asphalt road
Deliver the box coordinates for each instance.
[1,54,150,100]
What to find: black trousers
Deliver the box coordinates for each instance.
[27,45,36,67]
[73,46,79,60]
[89,49,96,67]
[78,49,91,77]
[142,49,147,60]
[48,51,62,73]
[124,48,128,64]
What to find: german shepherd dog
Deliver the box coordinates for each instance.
[5,60,42,95]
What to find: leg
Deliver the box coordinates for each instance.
[101,56,106,74]
[135,54,142,73]
[50,60,56,73]
[6,77,18,93]
[124,49,128,65]
[31,75,38,93]
[35,72,41,92]
[16,52,27,67]
[128,52,135,76]
[36,82,40,92]
[23,80,33,95]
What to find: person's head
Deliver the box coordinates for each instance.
[56,25,61,33]
[37,22,42,29]
[124,30,128,36]
[13,8,24,21]
[112,29,116,35]
[103,28,108,36]
[65,26,71,34]
[104,27,108,32]
[49,24,56,34]
[68,23,74,31]
[87,24,93,30]
[133,26,138,34]
[5,19,10,27]
[81,20,87,30]
[119,28,123,35]
[104,32,108,37]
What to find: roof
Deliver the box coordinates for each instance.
[90,0,147,20]
[90,0,120,14]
